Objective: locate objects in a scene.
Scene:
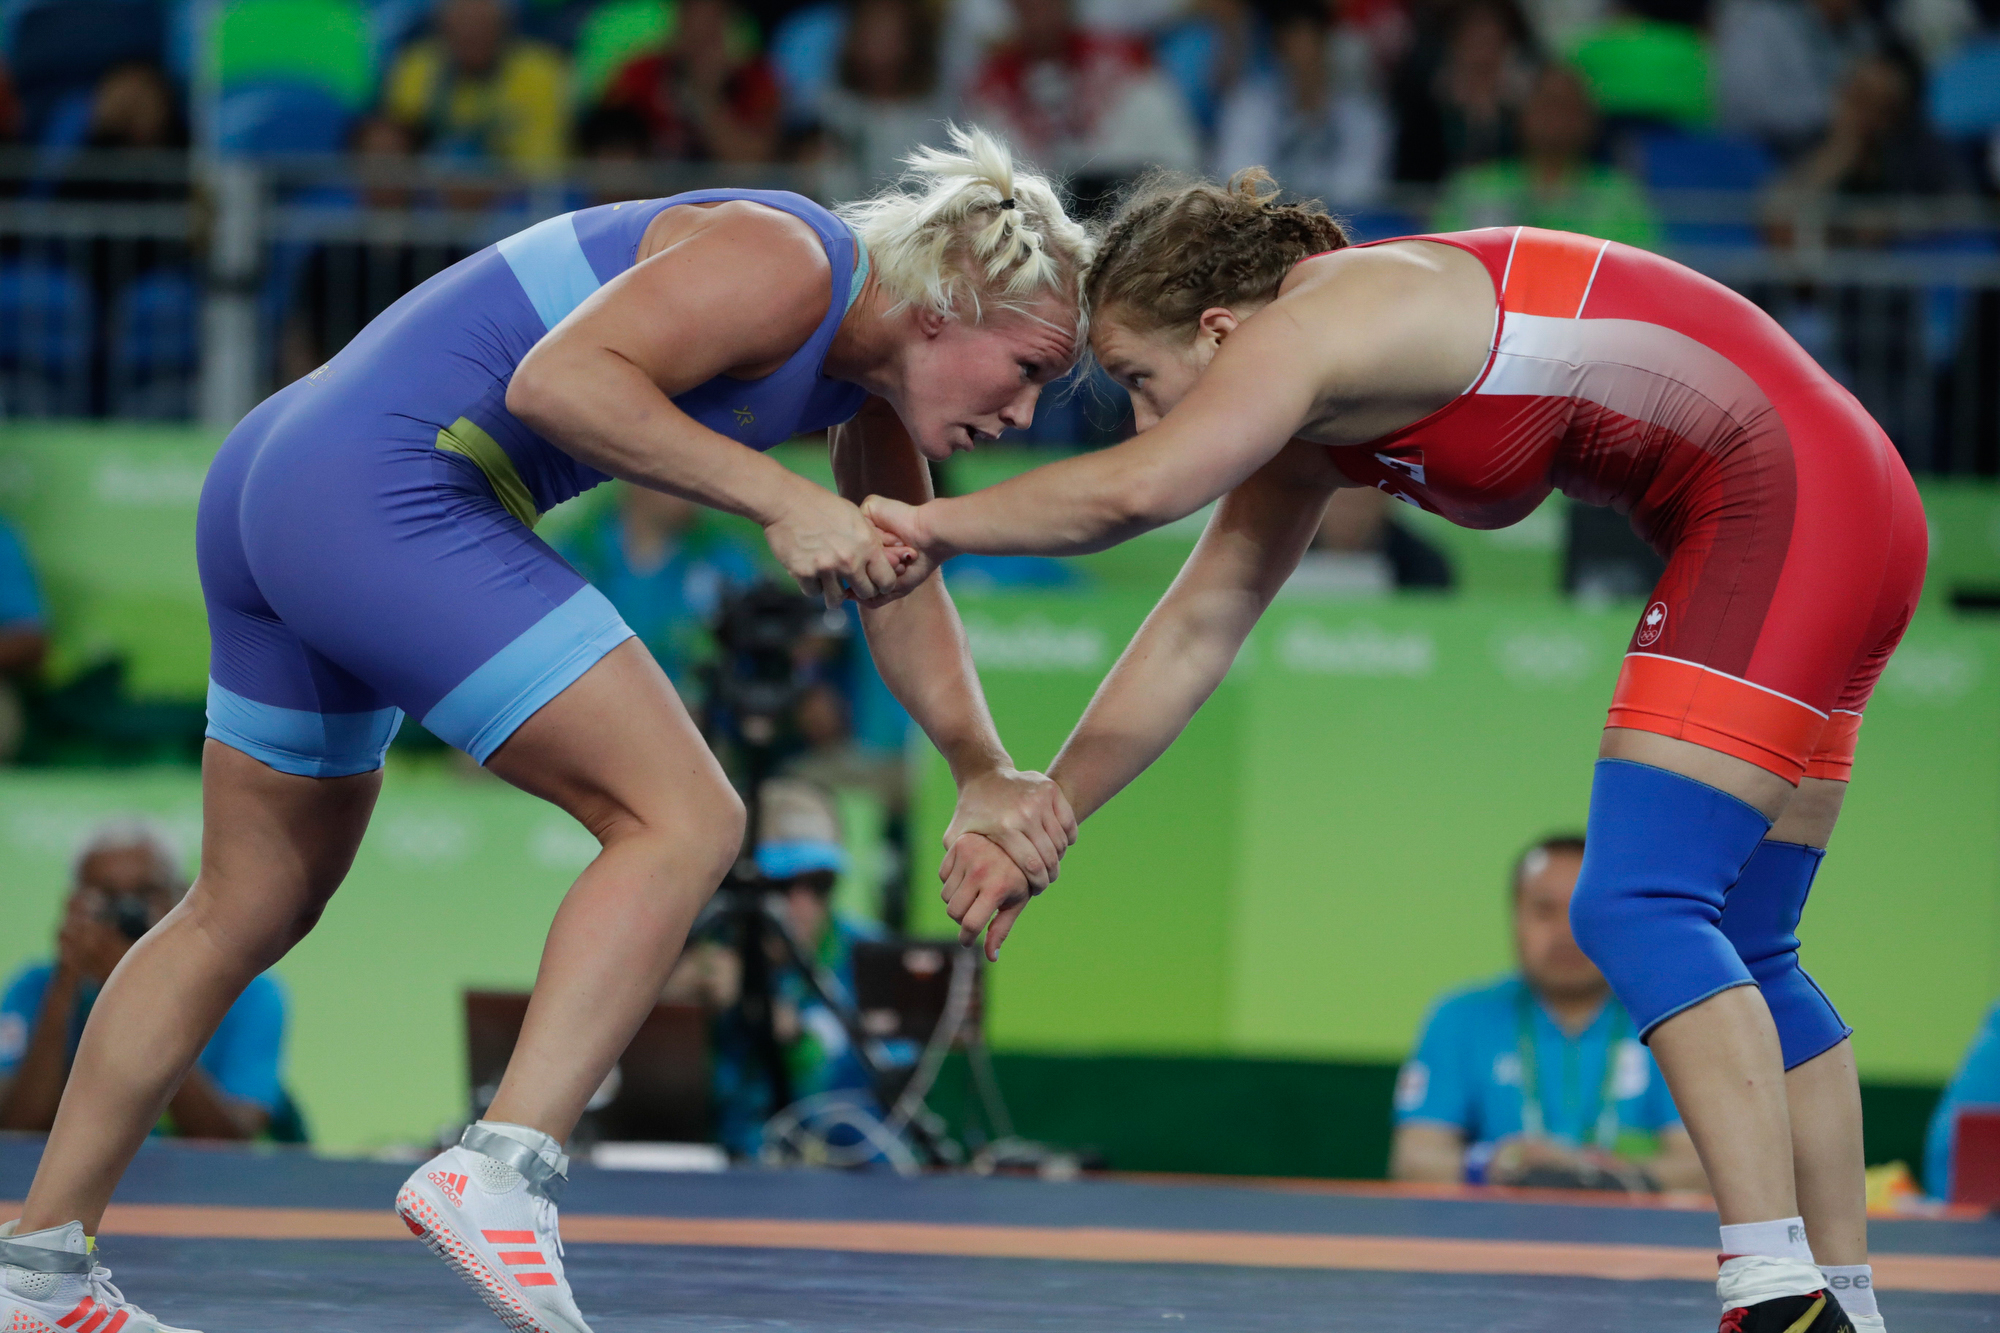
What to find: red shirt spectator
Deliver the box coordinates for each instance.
[603,0,781,162]
[965,0,1199,184]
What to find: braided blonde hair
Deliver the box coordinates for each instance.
[837,125,1094,337]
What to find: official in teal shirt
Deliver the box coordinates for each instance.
[1392,835,1707,1191]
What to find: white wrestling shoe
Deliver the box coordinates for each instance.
[0,1219,200,1333]
[396,1122,591,1333]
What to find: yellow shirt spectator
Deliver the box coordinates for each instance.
[384,0,569,170]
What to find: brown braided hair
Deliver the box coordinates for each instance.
[1085,168,1350,333]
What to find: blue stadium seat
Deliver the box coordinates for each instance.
[110,269,202,419]
[215,80,356,154]
[1928,39,2000,138]
[5,0,164,142]
[1636,130,1774,249]
[0,261,95,417]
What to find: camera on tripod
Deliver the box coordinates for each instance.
[689,582,1027,1172]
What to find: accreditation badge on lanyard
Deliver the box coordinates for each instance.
[1514,988,1626,1151]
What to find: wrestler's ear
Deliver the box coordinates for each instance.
[1196,307,1241,347]
[916,304,949,339]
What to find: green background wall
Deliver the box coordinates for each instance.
[1,427,1996,1169]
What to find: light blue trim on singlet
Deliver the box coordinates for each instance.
[205,679,404,778]
[847,235,870,311]
[497,213,602,332]
[421,584,635,763]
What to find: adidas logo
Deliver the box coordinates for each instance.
[429,1171,469,1208]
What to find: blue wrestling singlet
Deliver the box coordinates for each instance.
[198,190,871,776]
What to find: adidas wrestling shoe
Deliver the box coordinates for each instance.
[396,1122,591,1333]
[1719,1257,1855,1333]
[0,1220,200,1333]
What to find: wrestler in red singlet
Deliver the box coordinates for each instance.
[1323,226,1927,786]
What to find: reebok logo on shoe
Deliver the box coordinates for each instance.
[428,1172,469,1208]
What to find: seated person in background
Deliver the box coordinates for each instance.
[964,0,1202,195]
[1391,0,1536,185]
[602,0,782,162]
[1433,63,1661,249]
[662,780,884,1156]
[1392,835,1707,1191]
[0,820,288,1140]
[1772,49,1971,209]
[816,0,951,193]
[0,513,47,762]
[383,0,569,170]
[1287,486,1455,593]
[558,483,762,693]
[1924,999,2000,1200]
[1211,0,1393,206]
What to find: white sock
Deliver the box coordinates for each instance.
[1820,1264,1878,1320]
[475,1120,565,1172]
[1720,1217,1815,1263]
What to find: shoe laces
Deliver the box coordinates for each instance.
[84,1262,155,1323]
[530,1192,564,1262]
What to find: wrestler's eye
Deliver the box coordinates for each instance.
[1019,361,1041,382]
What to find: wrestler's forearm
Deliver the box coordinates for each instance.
[833,405,1012,782]
[1048,456,1330,820]
[1048,575,1257,821]
[860,579,1010,783]
[917,442,1203,558]
[508,349,825,526]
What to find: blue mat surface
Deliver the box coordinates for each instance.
[2,1138,1995,1332]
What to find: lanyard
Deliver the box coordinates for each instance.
[1515,987,1626,1150]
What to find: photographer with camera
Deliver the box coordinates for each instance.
[0,820,286,1140]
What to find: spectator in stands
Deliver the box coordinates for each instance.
[558,483,762,692]
[601,0,782,162]
[383,0,568,170]
[1433,62,1660,246]
[1391,835,1708,1191]
[1288,485,1455,592]
[1776,48,1971,201]
[84,62,185,152]
[1926,0,2000,191]
[0,820,289,1140]
[1211,0,1394,205]
[1715,0,1884,158]
[964,0,1201,198]
[816,0,949,192]
[1391,0,1537,183]
[0,514,46,762]
[663,779,885,1156]
[1925,999,2000,1199]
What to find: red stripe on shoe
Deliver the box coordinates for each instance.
[515,1272,558,1287]
[75,1310,112,1333]
[482,1230,536,1244]
[496,1251,545,1265]
[99,1313,129,1333]
[55,1298,96,1328]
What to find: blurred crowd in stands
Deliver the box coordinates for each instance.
[2,0,1997,210]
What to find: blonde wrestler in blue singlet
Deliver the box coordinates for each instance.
[0,129,1085,1333]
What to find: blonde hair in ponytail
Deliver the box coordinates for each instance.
[837,124,1094,336]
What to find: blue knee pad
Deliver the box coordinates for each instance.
[1719,840,1851,1069]
[1570,760,1773,1037]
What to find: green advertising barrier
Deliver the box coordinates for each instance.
[911,592,2000,1086]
